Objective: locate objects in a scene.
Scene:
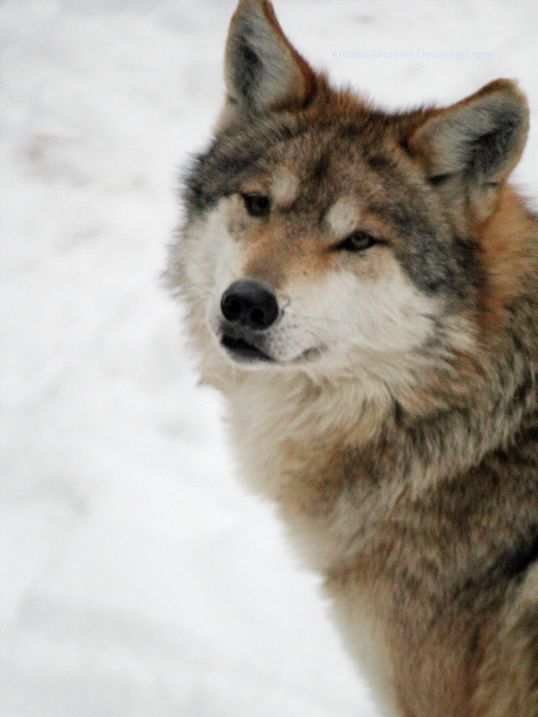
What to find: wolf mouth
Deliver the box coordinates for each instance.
[221,333,275,362]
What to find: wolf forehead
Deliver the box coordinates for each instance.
[182,113,473,298]
[184,112,413,215]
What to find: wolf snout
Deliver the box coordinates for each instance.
[220,279,279,331]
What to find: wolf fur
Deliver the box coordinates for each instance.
[167,1,538,715]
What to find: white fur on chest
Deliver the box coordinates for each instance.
[225,370,398,564]
[327,579,399,716]
[226,370,387,498]
[224,372,402,713]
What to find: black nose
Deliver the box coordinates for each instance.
[221,279,279,331]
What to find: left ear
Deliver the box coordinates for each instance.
[408,79,529,190]
[220,0,316,125]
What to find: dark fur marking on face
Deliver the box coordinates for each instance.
[369,198,459,295]
[311,153,330,184]
[231,26,262,105]
[182,144,263,216]
[183,125,299,217]
[182,118,318,219]
[428,173,452,187]
[367,154,395,172]
[467,110,522,181]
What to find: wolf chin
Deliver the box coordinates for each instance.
[167,1,538,714]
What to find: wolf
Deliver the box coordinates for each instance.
[167,1,538,714]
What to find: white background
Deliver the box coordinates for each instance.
[1,1,537,715]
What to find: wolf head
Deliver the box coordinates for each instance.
[169,0,529,391]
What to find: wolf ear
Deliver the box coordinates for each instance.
[408,80,529,190]
[220,0,316,124]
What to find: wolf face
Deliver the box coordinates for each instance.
[169,0,528,390]
[181,132,448,377]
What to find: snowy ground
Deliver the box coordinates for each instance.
[1,1,537,716]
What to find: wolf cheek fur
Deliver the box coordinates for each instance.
[167,1,538,715]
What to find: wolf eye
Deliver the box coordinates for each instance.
[241,193,271,217]
[336,230,380,252]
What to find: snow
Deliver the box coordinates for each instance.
[1,1,536,716]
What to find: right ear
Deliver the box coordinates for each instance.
[220,0,316,125]
[408,79,529,188]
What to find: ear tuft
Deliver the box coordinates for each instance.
[223,0,315,120]
[409,80,529,185]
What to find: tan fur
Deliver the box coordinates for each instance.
[270,166,300,209]
[325,197,361,239]
[477,186,538,327]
